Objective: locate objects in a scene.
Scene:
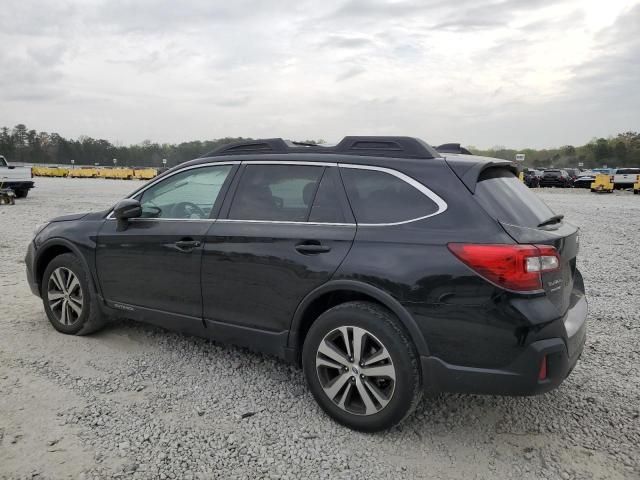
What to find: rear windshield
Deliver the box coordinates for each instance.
[474,168,556,228]
[616,168,640,174]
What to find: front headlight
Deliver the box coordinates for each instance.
[33,222,50,237]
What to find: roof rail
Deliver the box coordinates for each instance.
[202,136,440,159]
[436,143,472,155]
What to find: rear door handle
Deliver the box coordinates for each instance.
[295,243,331,254]
[174,239,201,251]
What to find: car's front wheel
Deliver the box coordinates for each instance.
[302,301,422,432]
[42,253,106,335]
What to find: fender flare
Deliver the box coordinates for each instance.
[35,237,101,296]
[288,279,430,356]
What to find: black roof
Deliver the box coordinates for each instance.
[201,136,441,160]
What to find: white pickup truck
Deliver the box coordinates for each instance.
[0,155,35,198]
[612,168,640,189]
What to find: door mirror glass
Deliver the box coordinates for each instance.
[113,199,142,220]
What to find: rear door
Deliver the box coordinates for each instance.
[200,163,356,338]
[473,168,580,315]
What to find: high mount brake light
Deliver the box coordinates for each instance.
[447,244,560,292]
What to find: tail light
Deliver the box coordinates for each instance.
[538,355,548,381]
[447,243,560,292]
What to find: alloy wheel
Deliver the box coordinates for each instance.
[47,267,83,326]
[315,326,396,416]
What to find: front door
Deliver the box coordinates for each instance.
[96,163,237,331]
[200,163,356,350]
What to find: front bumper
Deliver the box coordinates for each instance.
[420,294,587,396]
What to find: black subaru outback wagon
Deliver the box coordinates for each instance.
[26,137,587,431]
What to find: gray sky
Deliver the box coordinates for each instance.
[1,0,638,149]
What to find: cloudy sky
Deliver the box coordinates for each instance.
[1,0,638,148]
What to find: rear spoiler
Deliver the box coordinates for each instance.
[436,143,472,155]
[444,155,518,193]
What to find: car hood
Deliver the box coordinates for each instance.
[50,212,90,222]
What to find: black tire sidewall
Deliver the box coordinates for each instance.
[302,302,420,432]
[42,254,92,335]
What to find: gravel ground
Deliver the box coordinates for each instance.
[0,178,638,480]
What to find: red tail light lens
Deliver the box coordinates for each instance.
[447,243,560,292]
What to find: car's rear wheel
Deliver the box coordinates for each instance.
[302,301,422,432]
[42,253,106,335]
[14,189,28,198]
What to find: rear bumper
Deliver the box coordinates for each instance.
[2,181,34,190]
[421,294,587,396]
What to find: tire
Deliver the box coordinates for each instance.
[41,253,106,335]
[302,301,422,432]
[14,189,28,198]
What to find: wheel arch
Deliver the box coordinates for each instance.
[287,280,430,362]
[35,238,99,296]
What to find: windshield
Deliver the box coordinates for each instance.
[0,156,7,167]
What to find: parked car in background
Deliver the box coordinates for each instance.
[564,168,580,182]
[540,169,573,188]
[573,171,597,189]
[0,155,34,198]
[523,168,542,187]
[612,168,640,189]
[25,136,587,432]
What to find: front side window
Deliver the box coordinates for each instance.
[340,167,440,224]
[139,165,232,219]
[228,165,324,221]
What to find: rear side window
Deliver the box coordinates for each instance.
[475,168,555,228]
[340,167,439,224]
[228,164,324,221]
[309,170,347,223]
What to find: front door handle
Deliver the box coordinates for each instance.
[174,239,201,251]
[295,242,331,254]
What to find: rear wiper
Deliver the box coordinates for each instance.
[538,214,564,227]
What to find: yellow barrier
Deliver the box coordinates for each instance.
[633,175,639,195]
[134,168,158,180]
[32,166,157,180]
[590,174,614,193]
[33,166,69,177]
[68,168,99,178]
[99,168,135,180]
[518,171,524,182]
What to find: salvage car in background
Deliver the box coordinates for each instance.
[539,169,573,188]
[0,155,34,198]
[573,171,596,188]
[612,168,640,189]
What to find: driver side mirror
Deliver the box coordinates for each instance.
[113,199,141,230]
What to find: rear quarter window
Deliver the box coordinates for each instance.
[340,167,442,225]
[474,168,555,228]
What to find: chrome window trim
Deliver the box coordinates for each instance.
[243,160,337,167]
[217,219,355,227]
[339,163,448,226]
[105,159,448,226]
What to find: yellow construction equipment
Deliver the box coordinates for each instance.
[133,168,158,180]
[68,167,99,178]
[590,174,614,193]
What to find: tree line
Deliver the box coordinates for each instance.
[469,132,640,169]
[1,123,639,169]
